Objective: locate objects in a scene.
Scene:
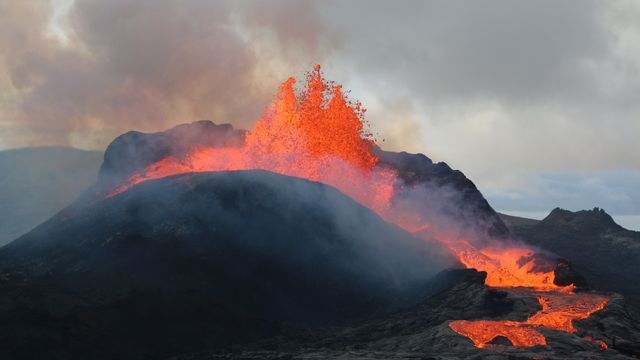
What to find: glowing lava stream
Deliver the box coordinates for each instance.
[107,66,610,349]
[448,291,609,348]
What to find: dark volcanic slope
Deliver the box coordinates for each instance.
[0,146,102,245]
[0,170,453,360]
[180,269,640,360]
[503,208,640,308]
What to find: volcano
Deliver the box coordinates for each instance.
[1,67,639,359]
[0,170,454,359]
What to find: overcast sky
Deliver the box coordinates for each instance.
[1,0,639,229]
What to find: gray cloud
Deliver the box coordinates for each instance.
[320,0,639,158]
[317,0,640,223]
[325,0,612,103]
[0,0,332,149]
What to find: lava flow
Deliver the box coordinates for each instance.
[107,66,610,350]
[449,291,609,348]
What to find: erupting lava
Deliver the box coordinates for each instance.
[107,66,609,350]
[109,66,397,215]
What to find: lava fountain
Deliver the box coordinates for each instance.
[108,66,397,215]
[106,66,609,350]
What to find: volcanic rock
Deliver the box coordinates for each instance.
[0,170,454,359]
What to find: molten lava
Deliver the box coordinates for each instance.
[449,291,609,348]
[526,292,609,333]
[107,66,609,350]
[448,320,547,348]
[447,241,565,291]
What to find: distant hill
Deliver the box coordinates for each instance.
[500,208,640,308]
[497,213,540,229]
[497,213,541,241]
[0,147,102,245]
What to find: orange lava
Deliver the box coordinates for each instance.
[526,293,608,332]
[448,320,546,348]
[105,66,610,350]
[447,241,565,291]
[449,291,609,348]
[444,239,608,349]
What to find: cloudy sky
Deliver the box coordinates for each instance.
[1,0,639,229]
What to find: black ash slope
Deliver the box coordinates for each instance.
[0,170,453,360]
